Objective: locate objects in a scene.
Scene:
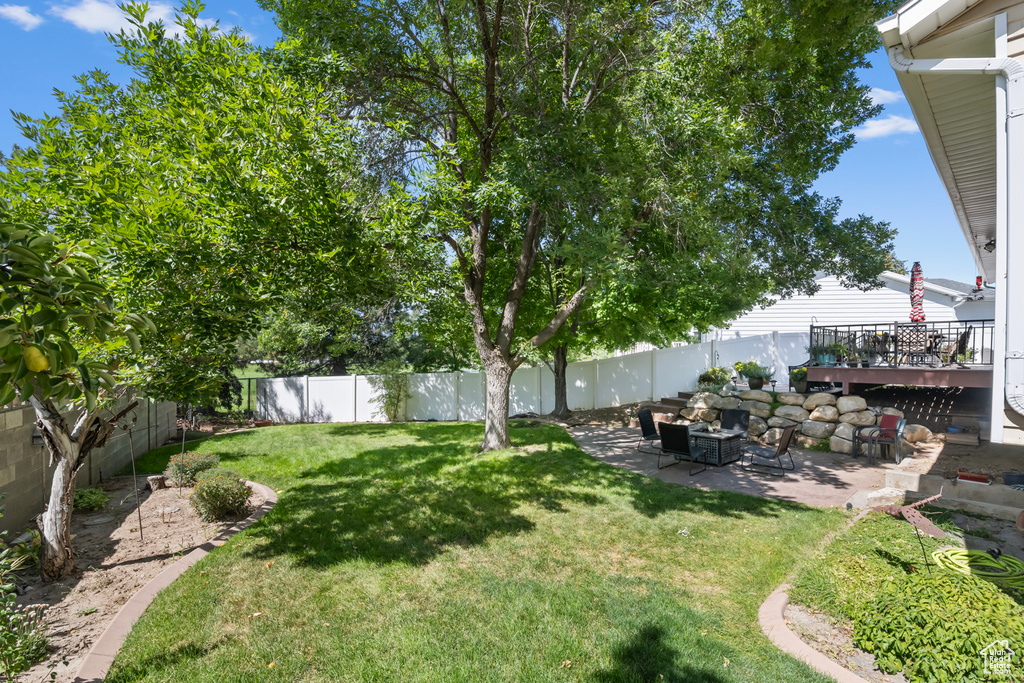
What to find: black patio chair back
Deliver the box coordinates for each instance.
[740,425,796,476]
[657,422,708,476]
[636,409,660,453]
[719,409,750,439]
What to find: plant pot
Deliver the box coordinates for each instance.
[748,377,765,390]
[792,380,808,393]
[816,353,835,367]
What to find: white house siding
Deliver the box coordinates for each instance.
[705,274,994,340]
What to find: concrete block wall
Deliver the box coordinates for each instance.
[0,399,177,535]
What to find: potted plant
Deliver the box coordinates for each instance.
[789,367,808,393]
[848,350,862,368]
[828,342,848,367]
[734,360,772,390]
[806,344,835,367]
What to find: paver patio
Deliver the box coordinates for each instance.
[570,426,891,509]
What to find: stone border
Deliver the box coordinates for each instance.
[758,583,870,683]
[72,481,278,683]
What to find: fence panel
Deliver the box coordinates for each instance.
[407,372,459,421]
[306,376,354,422]
[258,377,305,422]
[652,343,713,397]
[566,361,596,411]
[458,372,486,420]
[595,352,653,407]
[510,366,542,415]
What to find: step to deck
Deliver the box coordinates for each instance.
[659,397,688,408]
[886,470,1024,521]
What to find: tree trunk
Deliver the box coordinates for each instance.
[39,447,78,580]
[549,343,571,419]
[481,355,515,451]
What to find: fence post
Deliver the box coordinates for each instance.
[352,375,358,422]
[650,348,656,401]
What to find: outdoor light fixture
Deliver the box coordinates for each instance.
[984,239,996,252]
[770,379,777,392]
[31,428,43,446]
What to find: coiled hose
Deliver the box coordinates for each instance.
[932,548,1024,589]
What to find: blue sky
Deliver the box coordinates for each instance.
[0,3,981,285]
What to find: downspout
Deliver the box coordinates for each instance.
[888,45,1024,421]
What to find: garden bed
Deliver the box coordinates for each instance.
[12,476,264,682]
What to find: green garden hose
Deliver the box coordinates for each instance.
[931,548,1024,589]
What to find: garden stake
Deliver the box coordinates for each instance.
[179,420,186,498]
[122,413,144,544]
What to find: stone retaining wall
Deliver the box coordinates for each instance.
[673,390,934,452]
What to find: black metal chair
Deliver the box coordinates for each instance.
[741,425,796,476]
[636,408,660,453]
[853,413,898,460]
[720,408,750,440]
[867,417,906,465]
[657,422,708,475]
[940,326,973,367]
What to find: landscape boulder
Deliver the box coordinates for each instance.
[763,427,785,445]
[808,405,839,422]
[738,389,773,403]
[803,393,836,410]
[904,424,933,443]
[801,420,836,439]
[833,423,856,441]
[712,395,743,410]
[679,407,701,421]
[836,395,868,414]
[739,400,772,419]
[778,393,807,406]
[768,416,799,429]
[748,416,769,436]
[697,409,720,423]
[881,407,905,418]
[829,435,853,454]
[774,405,810,422]
[687,392,717,409]
[838,410,876,426]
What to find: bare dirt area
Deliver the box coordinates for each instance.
[512,403,639,428]
[13,476,265,682]
[784,603,908,683]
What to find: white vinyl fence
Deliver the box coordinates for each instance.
[255,331,808,423]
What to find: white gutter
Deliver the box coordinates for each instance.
[887,44,1024,429]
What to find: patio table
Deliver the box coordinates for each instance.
[688,427,744,466]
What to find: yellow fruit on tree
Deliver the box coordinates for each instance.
[23,346,49,372]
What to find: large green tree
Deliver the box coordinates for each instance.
[264,0,896,447]
[0,4,382,578]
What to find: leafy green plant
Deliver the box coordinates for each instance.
[367,360,409,422]
[854,571,1024,682]
[0,506,49,678]
[733,360,772,380]
[73,487,110,512]
[806,439,831,452]
[789,367,807,383]
[698,367,732,386]
[189,468,252,521]
[168,451,220,487]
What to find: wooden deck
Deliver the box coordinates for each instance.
[806,365,993,395]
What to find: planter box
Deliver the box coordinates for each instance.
[253,420,273,428]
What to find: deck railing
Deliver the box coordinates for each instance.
[808,320,994,368]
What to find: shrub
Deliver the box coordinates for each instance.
[697,366,731,386]
[368,360,409,422]
[854,571,1024,682]
[0,506,49,678]
[168,451,220,486]
[190,468,252,521]
[73,487,110,512]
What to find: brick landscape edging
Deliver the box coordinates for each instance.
[72,481,278,683]
[758,582,870,683]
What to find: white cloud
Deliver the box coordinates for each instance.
[856,115,920,139]
[869,87,906,106]
[49,0,229,37]
[0,4,44,29]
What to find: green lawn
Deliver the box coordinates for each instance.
[110,422,845,682]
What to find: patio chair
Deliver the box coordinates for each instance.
[940,326,973,367]
[636,409,660,453]
[896,323,930,365]
[740,425,796,476]
[719,408,750,441]
[657,422,708,475]
[868,418,906,465]
[852,414,898,459]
